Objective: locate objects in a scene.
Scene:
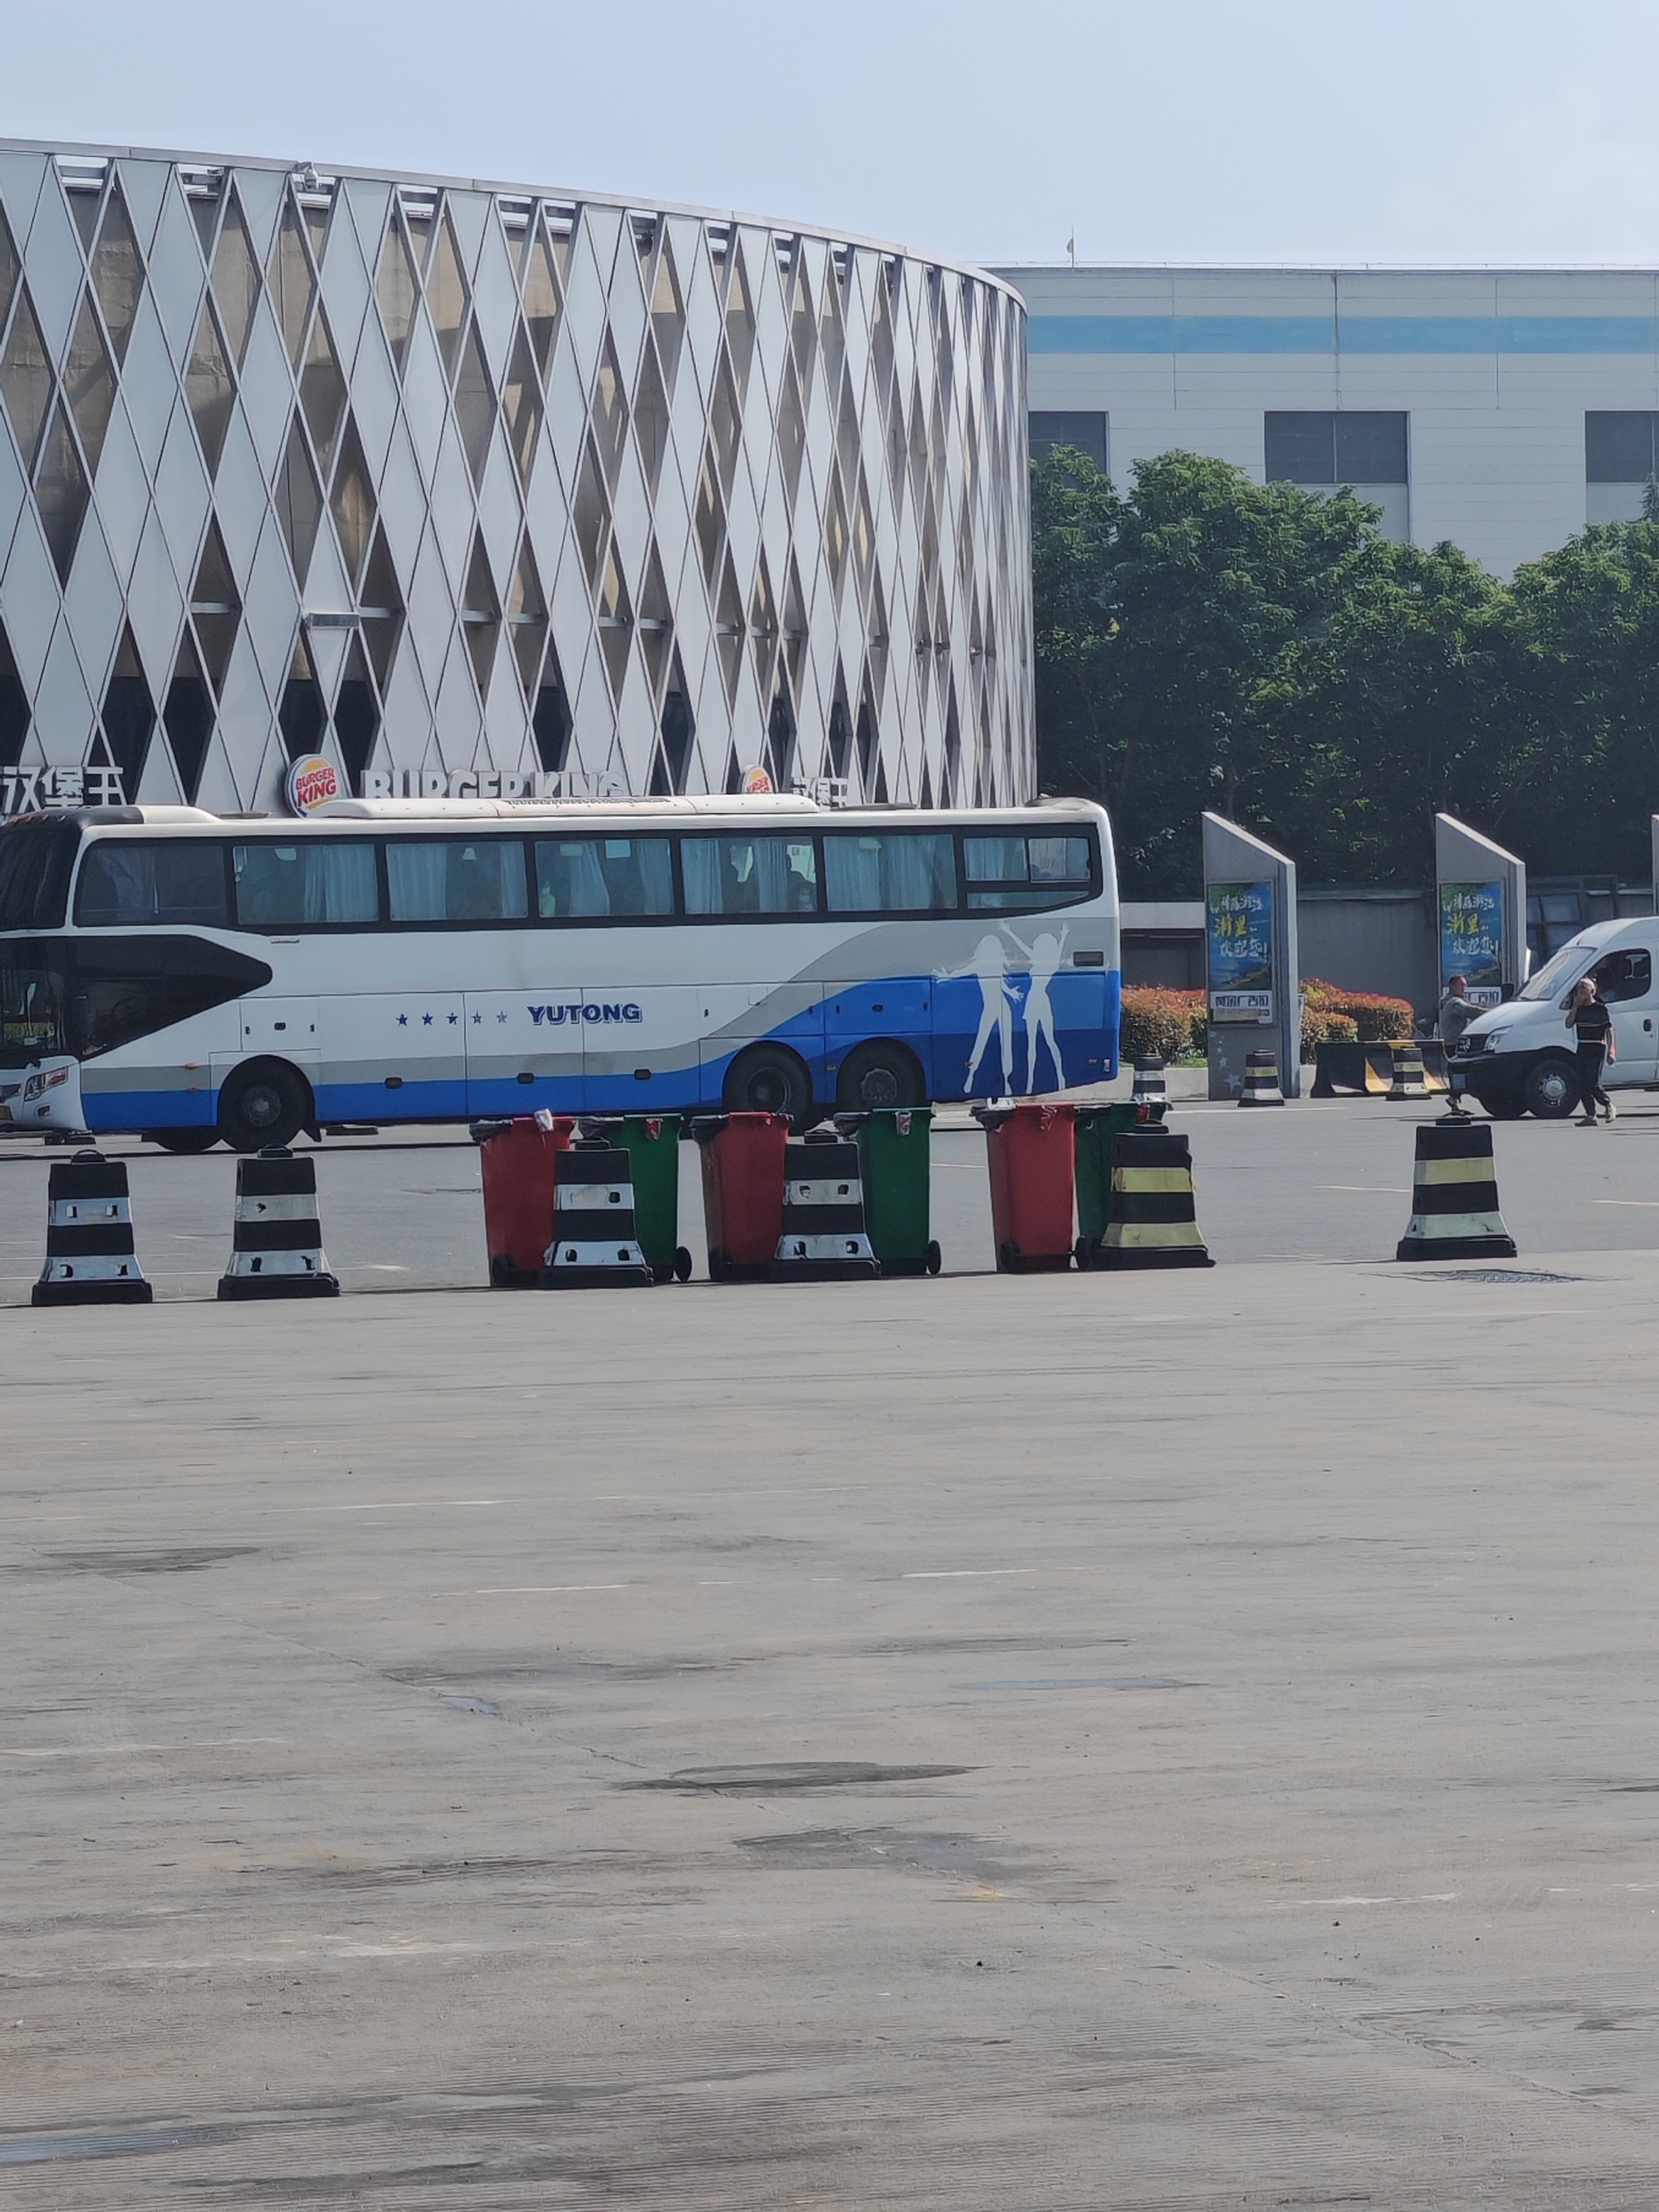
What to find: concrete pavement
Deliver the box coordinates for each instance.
[6,1246,1659,2203]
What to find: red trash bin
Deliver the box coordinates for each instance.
[476,1113,575,1286]
[974,1101,1077,1273]
[691,1112,789,1281]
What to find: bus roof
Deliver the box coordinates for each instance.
[52,796,1105,836]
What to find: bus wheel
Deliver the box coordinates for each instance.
[143,1128,220,1155]
[836,1041,924,1113]
[722,1043,812,1126]
[218,1060,310,1153]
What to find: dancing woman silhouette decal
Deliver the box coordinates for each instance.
[937,922,1071,1094]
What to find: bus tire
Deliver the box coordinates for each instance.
[722,1042,813,1126]
[143,1128,220,1155]
[218,1059,311,1153]
[835,1040,925,1113]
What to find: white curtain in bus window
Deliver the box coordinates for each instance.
[682,837,818,916]
[534,838,674,918]
[233,842,379,926]
[823,832,957,912]
[75,840,230,927]
[964,834,1092,910]
[387,840,528,922]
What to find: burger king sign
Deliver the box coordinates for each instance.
[285,754,341,816]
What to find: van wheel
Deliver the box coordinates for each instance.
[144,1128,220,1155]
[722,1043,813,1126]
[1522,1054,1579,1120]
[836,1041,925,1112]
[218,1060,310,1153]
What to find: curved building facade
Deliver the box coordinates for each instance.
[0,142,1031,817]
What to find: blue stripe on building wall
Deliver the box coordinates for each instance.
[1027,313,1659,356]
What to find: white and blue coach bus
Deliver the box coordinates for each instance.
[0,796,1120,1151]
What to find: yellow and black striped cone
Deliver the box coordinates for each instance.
[1239,1048,1284,1106]
[1387,1042,1431,1100]
[1094,1128,1214,1269]
[1395,1121,1516,1261]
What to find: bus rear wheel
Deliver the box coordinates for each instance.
[143,1128,220,1155]
[722,1043,813,1127]
[218,1060,310,1153]
[836,1041,924,1113]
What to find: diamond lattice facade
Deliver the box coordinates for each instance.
[0,142,1031,817]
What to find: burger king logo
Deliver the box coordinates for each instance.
[285,754,341,816]
[739,765,774,794]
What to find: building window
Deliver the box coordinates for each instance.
[1586,412,1659,523]
[1265,411,1408,540]
[1029,410,1107,474]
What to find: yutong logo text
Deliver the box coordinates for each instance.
[529,1004,644,1025]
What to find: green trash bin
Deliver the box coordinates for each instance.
[1073,1100,1167,1269]
[835,1107,941,1277]
[590,1114,692,1284]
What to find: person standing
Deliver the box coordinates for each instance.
[1437,972,1479,1118]
[1565,976,1616,1125]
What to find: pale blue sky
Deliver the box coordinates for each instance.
[7,0,1659,268]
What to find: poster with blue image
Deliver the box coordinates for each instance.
[1439,881,1503,1005]
[1207,880,1274,1019]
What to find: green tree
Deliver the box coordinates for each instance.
[1504,521,1659,880]
[1033,447,1382,894]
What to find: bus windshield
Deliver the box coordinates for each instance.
[0,819,80,931]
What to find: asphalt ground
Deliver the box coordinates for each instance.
[2,1089,1659,1293]
[8,1105,1659,2203]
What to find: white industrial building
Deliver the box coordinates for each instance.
[993,264,1659,577]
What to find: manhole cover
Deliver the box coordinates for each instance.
[623,1761,972,1795]
[1414,1269,1584,1285]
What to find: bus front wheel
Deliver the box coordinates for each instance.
[722,1043,813,1128]
[218,1060,310,1153]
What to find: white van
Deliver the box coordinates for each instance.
[1450,918,1658,1118]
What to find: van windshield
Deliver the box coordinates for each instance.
[1516,941,1591,1002]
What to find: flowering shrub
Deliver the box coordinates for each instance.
[1121,987,1206,1063]
[1122,979,1411,1066]
[1301,978,1415,1043]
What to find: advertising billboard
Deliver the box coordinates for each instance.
[1438,881,1504,1006]
[1207,880,1275,1019]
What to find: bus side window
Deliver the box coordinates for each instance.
[75,840,230,928]
[534,838,674,920]
[682,836,819,916]
[233,842,379,927]
[964,833,1094,911]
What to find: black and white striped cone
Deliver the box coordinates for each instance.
[768,1130,879,1282]
[1239,1048,1284,1106]
[1094,1128,1214,1270]
[33,1151,153,1306]
[1395,1121,1516,1261]
[1130,1057,1167,1108]
[540,1138,653,1288]
[1387,1042,1432,1100]
[218,1147,338,1300]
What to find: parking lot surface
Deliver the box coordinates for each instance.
[7,1104,1659,2203]
[3,1091,1659,1294]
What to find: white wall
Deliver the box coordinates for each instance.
[998,265,1659,577]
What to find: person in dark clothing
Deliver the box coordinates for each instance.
[1565,977,1616,1124]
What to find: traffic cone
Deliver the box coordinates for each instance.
[33,1151,153,1306]
[218,1147,339,1299]
[1239,1049,1284,1106]
[1395,1121,1516,1261]
[1130,1057,1167,1109]
[1387,1042,1432,1100]
[1094,1128,1214,1269]
[541,1138,653,1286]
[769,1130,878,1280]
